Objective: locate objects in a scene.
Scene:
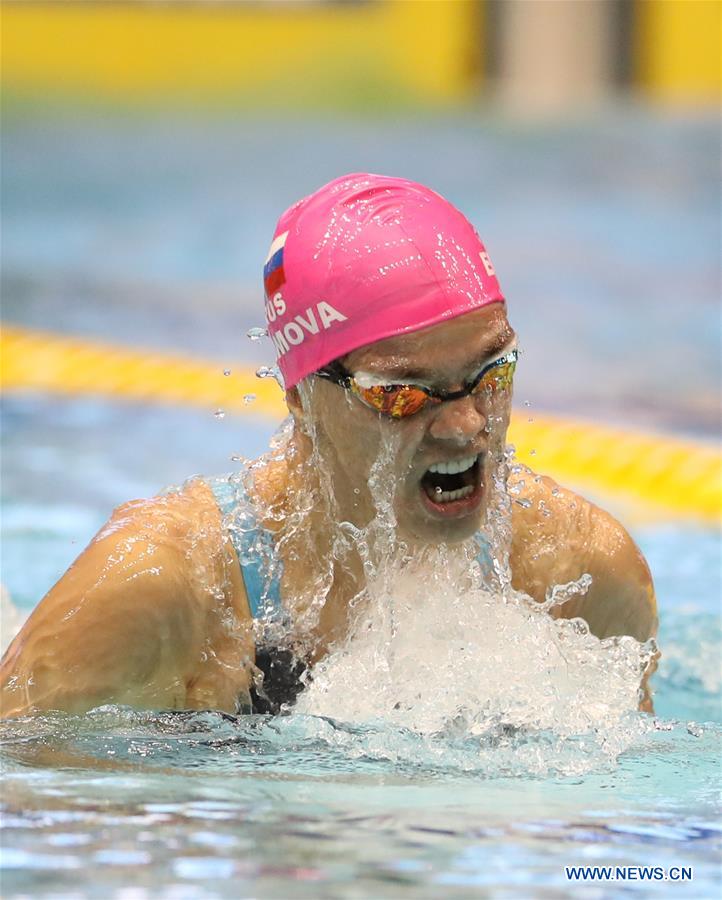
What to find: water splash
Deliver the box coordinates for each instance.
[214,378,656,776]
[247,327,268,342]
[294,554,653,758]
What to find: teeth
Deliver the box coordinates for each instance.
[430,484,474,504]
[428,454,477,476]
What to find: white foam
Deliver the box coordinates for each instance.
[295,553,651,745]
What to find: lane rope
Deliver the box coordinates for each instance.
[2,324,719,524]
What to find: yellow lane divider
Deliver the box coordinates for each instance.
[508,412,720,526]
[2,324,720,524]
[0,324,286,417]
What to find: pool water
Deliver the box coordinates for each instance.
[1,714,719,898]
[2,110,721,896]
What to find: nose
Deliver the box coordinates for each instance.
[428,395,486,445]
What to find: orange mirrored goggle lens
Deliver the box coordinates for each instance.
[350,383,430,418]
[350,356,516,419]
[481,358,516,393]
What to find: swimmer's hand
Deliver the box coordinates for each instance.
[0,481,253,718]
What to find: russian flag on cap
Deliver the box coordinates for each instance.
[264,230,288,298]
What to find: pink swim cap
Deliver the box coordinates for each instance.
[263,173,505,389]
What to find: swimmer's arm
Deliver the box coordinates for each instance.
[510,474,657,712]
[510,472,658,642]
[573,505,657,644]
[561,499,658,715]
[0,484,254,718]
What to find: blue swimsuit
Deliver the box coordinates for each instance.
[205,474,307,714]
[206,474,283,620]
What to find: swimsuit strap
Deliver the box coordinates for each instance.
[475,533,493,573]
[205,474,283,620]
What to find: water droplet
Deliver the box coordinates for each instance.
[230,454,243,462]
[223,369,231,377]
[255,364,284,385]
[247,327,268,341]
[524,400,531,407]
[214,408,225,419]
[243,394,257,405]
[527,417,534,424]
[529,448,536,456]
[551,487,560,496]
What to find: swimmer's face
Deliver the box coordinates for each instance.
[297,304,515,543]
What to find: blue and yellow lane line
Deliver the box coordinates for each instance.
[2,324,720,525]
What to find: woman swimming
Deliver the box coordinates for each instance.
[0,174,656,717]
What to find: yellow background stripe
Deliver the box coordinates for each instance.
[1,0,479,108]
[636,0,722,102]
[2,324,719,525]
[2,1,720,108]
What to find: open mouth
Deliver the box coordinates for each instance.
[419,454,484,516]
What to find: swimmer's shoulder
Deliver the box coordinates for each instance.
[509,468,657,643]
[0,480,254,718]
[89,478,251,614]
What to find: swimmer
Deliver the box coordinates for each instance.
[0,174,657,719]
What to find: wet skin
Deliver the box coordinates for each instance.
[0,306,657,718]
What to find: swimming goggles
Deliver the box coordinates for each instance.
[315,349,517,419]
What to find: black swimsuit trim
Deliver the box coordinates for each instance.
[248,646,309,715]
